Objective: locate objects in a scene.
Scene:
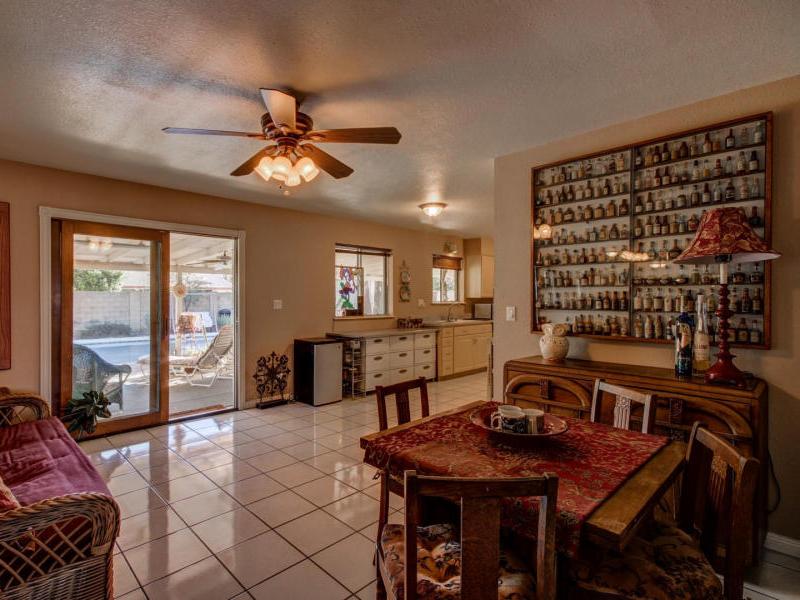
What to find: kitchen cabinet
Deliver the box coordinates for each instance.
[437,322,492,378]
[464,237,495,299]
[330,329,437,393]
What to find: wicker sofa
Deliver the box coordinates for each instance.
[0,388,119,600]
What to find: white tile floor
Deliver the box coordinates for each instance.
[82,372,800,600]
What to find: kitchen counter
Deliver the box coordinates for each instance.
[328,327,436,339]
[422,320,493,328]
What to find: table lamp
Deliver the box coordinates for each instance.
[674,207,780,387]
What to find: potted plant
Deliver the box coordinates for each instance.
[62,390,111,439]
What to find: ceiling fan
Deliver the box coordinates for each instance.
[188,251,232,270]
[163,88,401,187]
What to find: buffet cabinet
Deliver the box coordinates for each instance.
[503,356,768,559]
[532,112,773,348]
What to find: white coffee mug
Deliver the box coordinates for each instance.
[522,408,546,434]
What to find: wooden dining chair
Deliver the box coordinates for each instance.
[590,379,656,434]
[378,470,559,600]
[568,422,759,600]
[375,377,430,432]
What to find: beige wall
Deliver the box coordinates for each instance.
[494,75,800,540]
[0,159,467,398]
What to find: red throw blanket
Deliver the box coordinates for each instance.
[363,402,668,556]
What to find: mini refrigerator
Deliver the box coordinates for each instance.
[293,338,343,406]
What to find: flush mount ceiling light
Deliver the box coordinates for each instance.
[419,202,447,217]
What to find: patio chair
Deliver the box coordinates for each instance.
[72,344,131,409]
[139,325,234,387]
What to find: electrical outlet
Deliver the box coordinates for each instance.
[505,306,516,321]
[417,298,426,307]
[273,299,283,310]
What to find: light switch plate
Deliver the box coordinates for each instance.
[417,298,426,307]
[273,299,283,310]
[505,306,516,321]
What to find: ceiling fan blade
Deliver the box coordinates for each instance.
[230,146,279,176]
[305,127,401,144]
[163,127,266,139]
[259,88,296,131]
[300,144,354,179]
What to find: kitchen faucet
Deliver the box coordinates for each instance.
[446,304,458,322]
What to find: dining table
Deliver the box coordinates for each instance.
[360,400,686,556]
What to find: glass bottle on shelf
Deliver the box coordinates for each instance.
[620,290,629,311]
[750,262,764,284]
[633,289,643,311]
[702,159,711,179]
[713,182,723,203]
[674,295,694,377]
[724,155,734,176]
[732,264,747,284]
[735,152,747,175]
[702,133,712,154]
[664,288,674,313]
[736,318,749,343]
[753,123,763,144]
[752,288,763,314]
[693,294,711,373]
[748,151,759,172]
[633,315,644,338]
[712,159,723,178]
[724,180,736,201]
[702,183,712,204]
[749,320,762,345]
[690,135,700,157]
[741,288,753,314]
[725,128,736,150]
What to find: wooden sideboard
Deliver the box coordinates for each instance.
[503,356,768,558]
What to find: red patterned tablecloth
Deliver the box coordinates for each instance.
[363,401,668,556]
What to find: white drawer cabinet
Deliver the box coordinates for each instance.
[414,347,435,364]
[365,337,390,355]
[389,350,414,368]
[414,363,435,379]
[364,352,389,373]
[391,367,414,384]
[354,329,438,392]
[366,371,390,389]
[414,332,436,349]
[389,334,414,351]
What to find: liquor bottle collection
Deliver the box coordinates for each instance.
[533,116,770,349]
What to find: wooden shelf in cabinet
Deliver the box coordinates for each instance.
[536,307,628,313]
[534,262,630,270]
[634,142,765,170]
[539,237,629,249]
[632,197,765,218]
[633,225,764,243]
[534,190,630,210]
[634,170,765,194]
[534,210,630,225]
[536,284,629,290]
[530,330,769,350]
[534,167,631,192]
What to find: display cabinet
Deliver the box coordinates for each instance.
[531,113,772,348]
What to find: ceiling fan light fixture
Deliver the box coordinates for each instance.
[272,155,292,178]
[254,156,274,181]
[419,202,447,217]
[295,157,319,182]
[285,169,302,187]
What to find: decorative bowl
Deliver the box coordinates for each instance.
[470,406,569,449]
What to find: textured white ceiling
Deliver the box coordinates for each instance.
[1,1,799,236]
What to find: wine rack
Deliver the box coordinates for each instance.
[531,112,772,349]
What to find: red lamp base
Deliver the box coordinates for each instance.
[705,355,746,388]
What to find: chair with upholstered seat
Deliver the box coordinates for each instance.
[378,470,559,600]
[590,379,656,434]
[568,422,759,600]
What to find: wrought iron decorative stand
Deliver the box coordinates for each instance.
[253,352,293,409]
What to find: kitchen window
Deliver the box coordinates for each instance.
[335,244,391,317]
[432,254,462,303]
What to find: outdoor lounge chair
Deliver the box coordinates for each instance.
[138,324,234,387]
[72,344,131,409]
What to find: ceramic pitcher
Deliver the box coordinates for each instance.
[539,323,569,362]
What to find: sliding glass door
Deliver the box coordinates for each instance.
[57,221,170,434]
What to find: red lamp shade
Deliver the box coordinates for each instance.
[674,207,780,264]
